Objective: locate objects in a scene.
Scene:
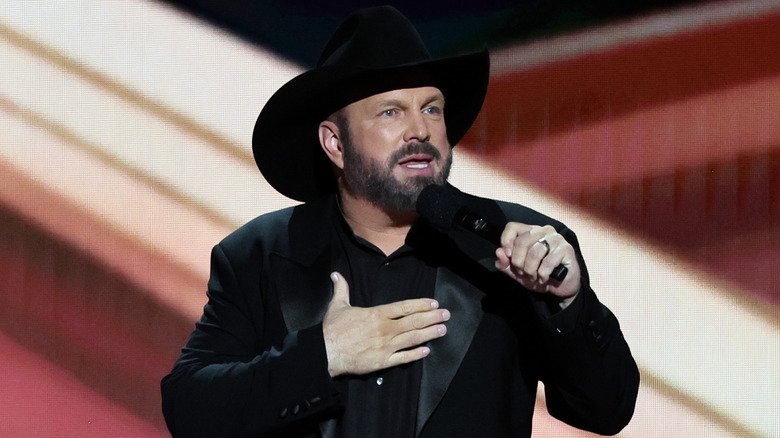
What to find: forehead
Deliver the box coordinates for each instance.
[347,86,444,111]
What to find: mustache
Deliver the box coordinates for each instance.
[388,141,442,164]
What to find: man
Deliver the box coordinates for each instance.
[161,6,639,438]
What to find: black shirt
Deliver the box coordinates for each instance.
[331,210,437,438]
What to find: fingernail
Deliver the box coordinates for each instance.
[441,310,451,321]
[430,300,439,309]
[438,325,447,336]
[421,347,431,356]
[330,272,339,282]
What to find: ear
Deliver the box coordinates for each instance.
[319,120,344,170]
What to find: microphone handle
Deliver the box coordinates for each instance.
[454,209,569,282]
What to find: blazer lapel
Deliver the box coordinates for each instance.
[271,198,338,332]
[272,252,334,333]
[266,197,342,438]
[416,266,484,436]
[412,185,512,436]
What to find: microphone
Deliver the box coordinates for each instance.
[416,184,568,282]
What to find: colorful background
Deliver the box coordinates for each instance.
[0,0,777,436]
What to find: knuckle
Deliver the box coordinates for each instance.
[420,326,441,343]
[408,332,426,346]
[412,313,431,330]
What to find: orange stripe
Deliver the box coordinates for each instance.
[467,10,780,149]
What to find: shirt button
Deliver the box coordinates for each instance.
[376,377,384,386]
[383,261,390,266]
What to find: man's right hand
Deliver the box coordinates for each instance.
[322,271,450,378]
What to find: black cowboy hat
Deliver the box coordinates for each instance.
[252,5,490,202]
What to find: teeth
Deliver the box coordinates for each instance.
[406,163,429,169]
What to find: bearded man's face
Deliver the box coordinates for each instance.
[335,87,452,211]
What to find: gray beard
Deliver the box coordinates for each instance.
[342,140,452,212]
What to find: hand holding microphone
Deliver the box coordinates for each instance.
[493,222,580,299]
[416,184,580,302]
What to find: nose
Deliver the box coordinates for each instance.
[403,112,431,143]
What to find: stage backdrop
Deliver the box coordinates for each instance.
[0,1,777,437]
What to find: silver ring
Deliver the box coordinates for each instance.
[537,237,550,256]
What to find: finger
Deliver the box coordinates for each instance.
[512,224,554,252]
[329,271,350,306]
[494,246,511,271]
[390,323,447,352]
[495,246,529,283]
[536,236,572,281]
[395,308,451,333]
[507,236,536,279]
[519,239,550,281]
[386,346,432,368]
[512,225,558,278]
[505,226,544,273]
[499,222,532,256]
[380,298,440,319]
[537,254,565,282]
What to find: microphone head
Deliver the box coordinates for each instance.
[416,184,462,230]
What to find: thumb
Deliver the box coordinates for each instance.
[329,271,350,307]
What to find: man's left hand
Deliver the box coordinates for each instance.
[494,223,581,309]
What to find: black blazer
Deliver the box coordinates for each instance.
[161,190,639,437]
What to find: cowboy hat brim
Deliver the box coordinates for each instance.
[252,49,490,202]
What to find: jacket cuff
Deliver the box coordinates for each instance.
[262,323,344,426]
[529,287,586,334]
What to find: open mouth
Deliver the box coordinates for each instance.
[398,154,433,169]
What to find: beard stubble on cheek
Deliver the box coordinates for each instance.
[342,140,452,211]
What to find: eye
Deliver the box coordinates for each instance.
[382,109,396,117]
[424,105,442,115]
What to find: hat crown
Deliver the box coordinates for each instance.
[317,6,431,70]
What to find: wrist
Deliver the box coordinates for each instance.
[557,291,579,310]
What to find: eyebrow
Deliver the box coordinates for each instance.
[380,93,445,109]
[423,93,445,107]
[381,99,405,108]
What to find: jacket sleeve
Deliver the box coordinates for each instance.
[161,242,343,437]
[528,226,640,435]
